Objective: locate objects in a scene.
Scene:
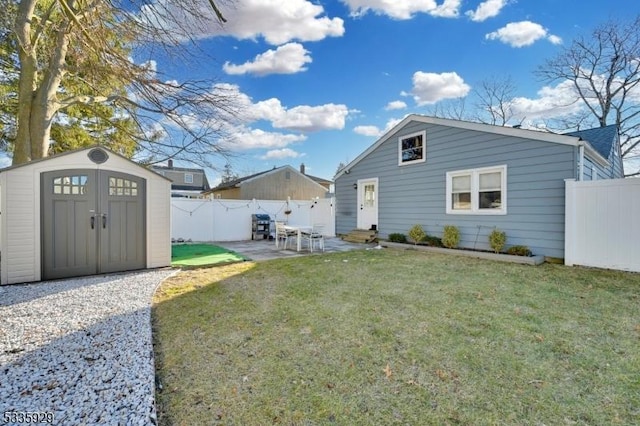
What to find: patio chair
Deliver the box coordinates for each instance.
[302,224,325,252]
[275,221,296,249]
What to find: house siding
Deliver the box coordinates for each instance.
[240,168,328,200]
[336,121,578,258]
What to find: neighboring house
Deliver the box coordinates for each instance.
[151,159,210,198]
[204,164,332,200]
[334,114,624,259]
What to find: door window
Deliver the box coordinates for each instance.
[53,175,88,195]
[363,184,376,207]
[109,177,139,196]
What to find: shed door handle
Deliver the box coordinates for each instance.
[90,216,95,229]
[102,214,107,229]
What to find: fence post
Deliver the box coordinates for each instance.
[564,179,576,266]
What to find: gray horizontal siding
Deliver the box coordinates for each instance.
[336,121,578,258]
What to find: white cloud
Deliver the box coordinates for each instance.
[404,71,470,105]
[260,148,304,160]
[139,0,344,45]
[465,0,508,22]
[385,100,407,110]
[224,127,307,151]
[224,0,345,45]
[510,80,583,121]
[485,21,561,47]
[223,43,312,76]
[213,83,351,132]
[354,125,383,137]
[547,34,563,45]
[342,0,461,20]
[250,99,351,132]
[354,117,404,137]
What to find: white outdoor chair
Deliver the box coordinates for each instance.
[275,221,296,249]
[302,224,325,252]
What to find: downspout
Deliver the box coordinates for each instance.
[578,141,584,181]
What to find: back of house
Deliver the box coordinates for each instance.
[335,115,623,259]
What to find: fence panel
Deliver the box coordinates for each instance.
[565,178,640,272]
[171,199,214,241]
[171,198,335,242]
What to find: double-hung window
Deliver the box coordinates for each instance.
[446,165,507,215]
[398,131,426,165]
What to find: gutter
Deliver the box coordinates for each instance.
[578,143,584,181]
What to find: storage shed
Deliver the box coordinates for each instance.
[0,146,172,285]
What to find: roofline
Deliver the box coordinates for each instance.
[0,145,172,182]
[335,114,591,180]
[241,165,329,191]
[581,142,610,167]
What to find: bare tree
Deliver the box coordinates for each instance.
[7,0,237,166]
[472,75,521,126]
[536,15,640,176]
[427,97,468,121]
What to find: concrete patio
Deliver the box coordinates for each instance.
[215,237,371,261]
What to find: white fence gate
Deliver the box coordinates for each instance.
[565,178,640,272]
[171,197,335,242]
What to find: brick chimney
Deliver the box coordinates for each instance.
[300,163,305,174]
[168,159,173,168]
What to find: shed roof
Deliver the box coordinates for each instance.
[0,145,171,182]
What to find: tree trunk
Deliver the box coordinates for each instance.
[13,0,68,165]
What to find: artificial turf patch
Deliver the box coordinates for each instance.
[171,243,246,267]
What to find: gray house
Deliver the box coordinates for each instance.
[151,159,210,198]
[335,115,623,259]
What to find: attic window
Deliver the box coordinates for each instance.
[398,131,426,165]
[184,173,193,184]
[285,171,291,180]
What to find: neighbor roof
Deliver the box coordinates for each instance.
[209,165,332,192]
[564,124,618,160]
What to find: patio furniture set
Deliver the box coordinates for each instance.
[274,222,325,252]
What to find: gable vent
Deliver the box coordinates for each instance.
[88,148,109,164]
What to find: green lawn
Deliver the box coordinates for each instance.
[152,248,640,425]
[171,243,246,267]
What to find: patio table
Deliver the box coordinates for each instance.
[284,224,313,251]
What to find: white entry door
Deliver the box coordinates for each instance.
[357,178,378,230]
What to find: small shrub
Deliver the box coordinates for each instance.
[408,225,427,245]
[442,225,460,249]
[424,235,443,247]
[506,245,532,256]
[489,229,506,253]
[388,233,407,243]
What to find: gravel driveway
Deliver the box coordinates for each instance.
[0,269,175,425]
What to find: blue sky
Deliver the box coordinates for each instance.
[9,0,637,181]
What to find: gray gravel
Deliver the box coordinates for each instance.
[0,269,175,425]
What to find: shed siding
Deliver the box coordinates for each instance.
[3,167,39,284]
[147,178,171,268]
[336,121,577,258]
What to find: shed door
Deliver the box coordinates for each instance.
[42,169,146,280]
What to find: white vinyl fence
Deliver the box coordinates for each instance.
[171,197,335,242]
[565,178,640,272]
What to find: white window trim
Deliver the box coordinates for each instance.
[446,165,507,215]
[184,173,194,184]
[398,130,427,166]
